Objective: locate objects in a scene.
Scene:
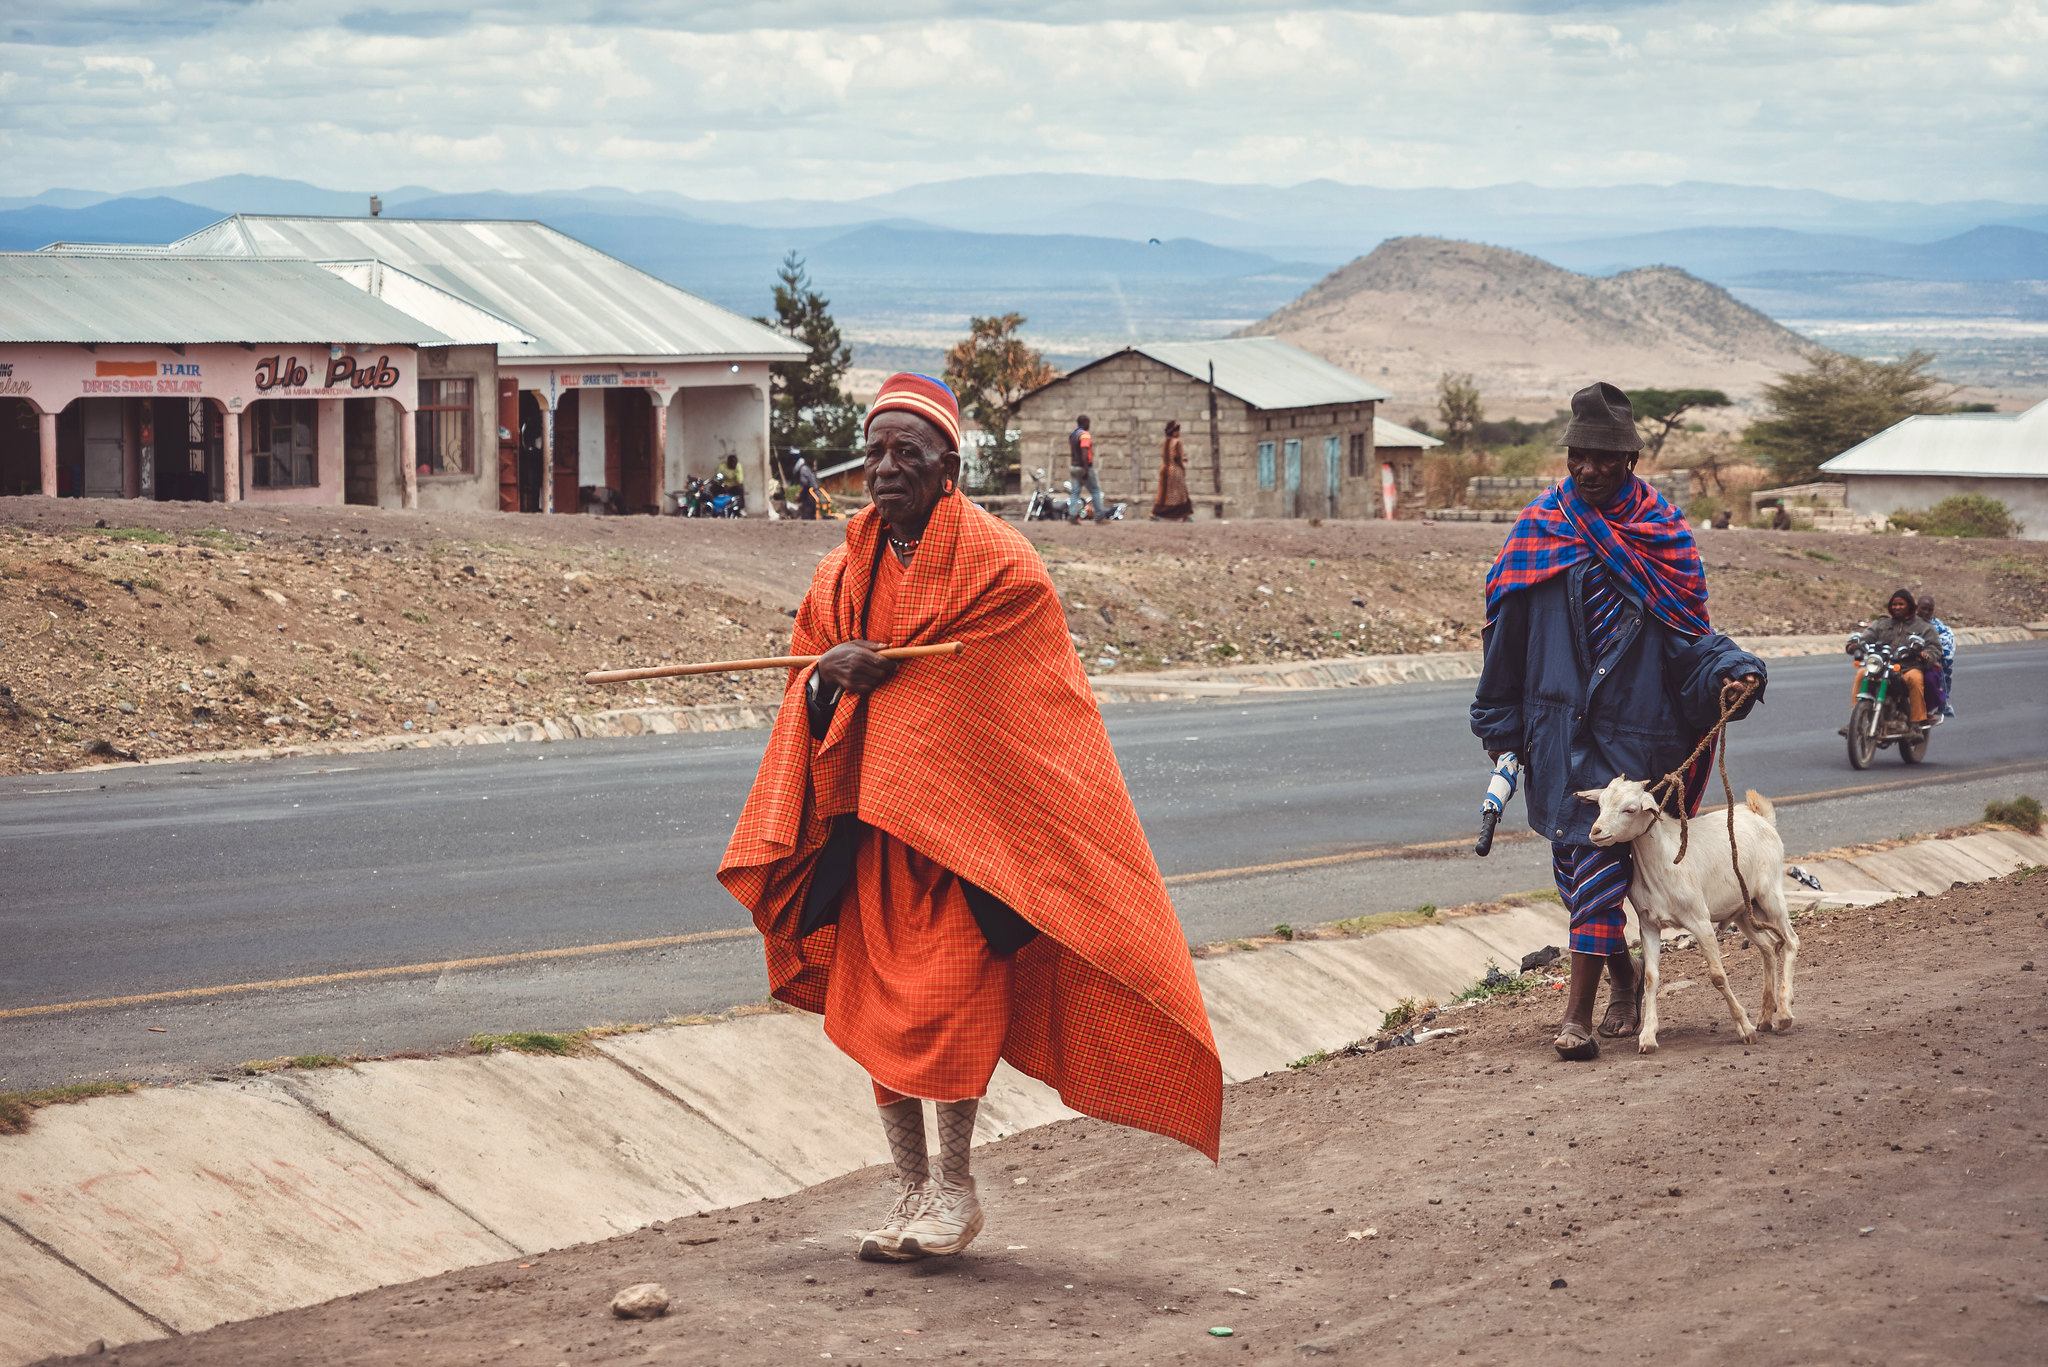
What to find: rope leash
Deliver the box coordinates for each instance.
[1645,677,1764,914]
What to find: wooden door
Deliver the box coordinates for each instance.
[82,399,125,499]
[344,399,378,505]
[497,379,519,512]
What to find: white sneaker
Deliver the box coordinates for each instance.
[895,1177,984,1257]
[858,1179,929,1262]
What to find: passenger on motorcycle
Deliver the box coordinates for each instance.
[1917,592,1958,719]
[1848,588,1935,725]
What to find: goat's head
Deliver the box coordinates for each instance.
[1576,775,1660,847]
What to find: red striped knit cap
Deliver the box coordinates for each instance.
[865,372,962,451]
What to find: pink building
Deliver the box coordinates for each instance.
[0,253,448,505]
[8,215,806,515]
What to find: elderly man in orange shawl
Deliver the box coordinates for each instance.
[720,373,1221,1263]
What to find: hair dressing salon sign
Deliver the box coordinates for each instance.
[0,344,419,411]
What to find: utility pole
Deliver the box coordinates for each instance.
[1207,361,1222,517]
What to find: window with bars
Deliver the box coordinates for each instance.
[1349,432,1367,477]
[1257,440,1276,490]
[415,378,473,475]
[251,399,317,488]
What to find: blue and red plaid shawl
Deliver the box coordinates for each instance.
[1484,475,1710,636]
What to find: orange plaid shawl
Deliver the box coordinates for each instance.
[719,492,1222,1159]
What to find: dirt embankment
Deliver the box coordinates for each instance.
[64,871,2047,1366]
[4,497,2045,774]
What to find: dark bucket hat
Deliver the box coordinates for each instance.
[1558,381,1644,452]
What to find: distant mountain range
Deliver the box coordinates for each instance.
[4,173,2045,381]
[9,172,2043,257]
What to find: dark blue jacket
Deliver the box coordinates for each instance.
[1470,563,1766,845]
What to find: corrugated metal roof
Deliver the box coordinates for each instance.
[1129,336,1392,410]
[1374,416,1442,449]
[0,252,453,345]
[1820,400,2048,479]
[318,260,536,347]
[166,216,807,363]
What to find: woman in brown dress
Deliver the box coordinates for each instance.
[1152,420,1194,521]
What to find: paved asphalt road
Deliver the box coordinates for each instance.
[6,640,2045,1088]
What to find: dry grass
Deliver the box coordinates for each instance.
[0,1081,138,1135]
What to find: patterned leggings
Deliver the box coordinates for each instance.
[1552,841,1634,955]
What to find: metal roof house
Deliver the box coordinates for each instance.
[162,215,806,516]
[1820,399,2048,540]
[0,253,452,503]
[11,214,804,515]
[1014,337,1394,519]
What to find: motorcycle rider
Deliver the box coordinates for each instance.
[1848,588,1935,728]
[712,454,747,513]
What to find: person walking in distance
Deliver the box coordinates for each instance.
[720,373,1222,1264]
[1152,420,1194,522]
[1068,415,1102,523]
[1471,382,1766,1061]
[793,448,822,521]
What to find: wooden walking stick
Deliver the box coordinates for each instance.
[584,641,964,685]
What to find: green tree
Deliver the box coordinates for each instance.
[1436,371,1483,453]
[942,313,1058,475]
[1743,350,1958,483]
[1630,387,1731,460]
[756,251,859,455]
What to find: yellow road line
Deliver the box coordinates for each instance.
[14,760,2038,1020]
[1704,758,2048,812]
[1166,759,2047,886]
[1162,832,1530,885]
[0,927,761,1021]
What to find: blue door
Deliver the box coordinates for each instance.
[1325,435,1341,516]
[1283,438,1301,516]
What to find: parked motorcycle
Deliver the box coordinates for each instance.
[1844,636,1933,769]
[668,476,745,518]
[1024,467,1126,522]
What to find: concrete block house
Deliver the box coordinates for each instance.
[1821,397,2048,539]
[1013,337,1393,519]
[3,216,804,515]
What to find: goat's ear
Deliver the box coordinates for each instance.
[1575,788,1607,804]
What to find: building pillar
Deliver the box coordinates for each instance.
[651,394,670,512]
[755,382,778,520]
[222,408,241,503]
[38,408,57,497]
[400,407,418,510]
[542,401,555,514]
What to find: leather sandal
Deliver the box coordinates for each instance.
[1598,974,1645,1038]
[1553,1021,1599,1061]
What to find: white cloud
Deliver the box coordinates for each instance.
[0,2,2040,202]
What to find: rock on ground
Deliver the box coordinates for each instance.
[607,1283,669,1320]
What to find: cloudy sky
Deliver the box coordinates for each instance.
[2,1,2042,204]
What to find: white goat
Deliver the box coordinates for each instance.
[1577,776,1800,1053]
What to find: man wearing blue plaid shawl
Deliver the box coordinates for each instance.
[1472,383,1766,1061]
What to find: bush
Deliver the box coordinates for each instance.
[1424,449,1482,507]
[1489,440,1557,478]
[1890,494,2022,539]
[1983,794,2043,836]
